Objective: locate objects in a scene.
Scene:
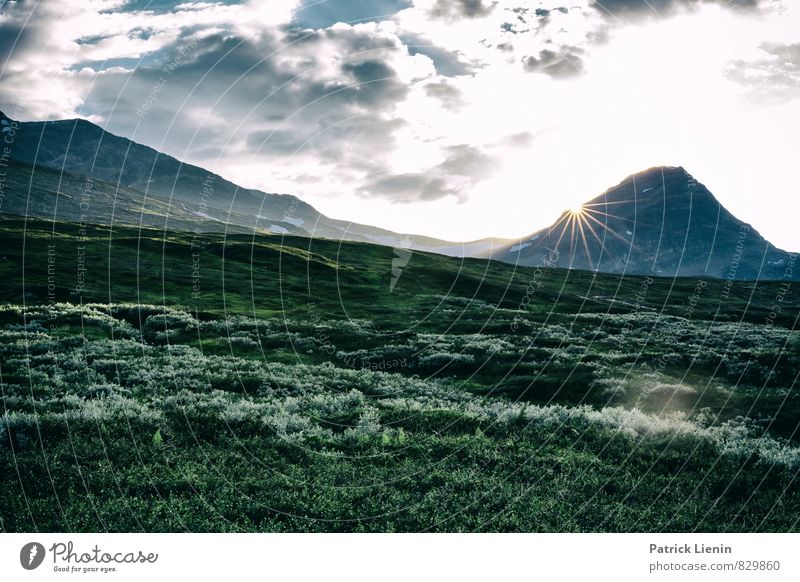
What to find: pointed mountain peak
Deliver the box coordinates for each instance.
[617,165,689,187]
[496,166,794,280]
[631,165,687,177]
[593,165,717,207]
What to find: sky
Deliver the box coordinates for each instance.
[0,0,799,248]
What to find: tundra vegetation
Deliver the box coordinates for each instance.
[0,217,798,531]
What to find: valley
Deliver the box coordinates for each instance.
[1,216,798,532]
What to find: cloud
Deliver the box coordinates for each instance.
[5,0,530,213]
[437,144,494,179]
[340,59,410,105]
[523,45,585,78]
[0,0,41,63]
[726,42,800,104]
[294,0,412,28]
[590,0,761,20]
[423,79,463,107]
[428,0,498,20]
[357,144,494,202]
[2,0,797,246]
[358,173,458,202]
[79,23,423,163]
[401,32,473,76]
[503,131,534,147]
[395,1,596,80]
[0,1,291,119]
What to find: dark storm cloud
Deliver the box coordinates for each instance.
[498,4,568,34]
[1,0,478,204]
[438,144,494,179]
[592,0,680,17]
[726,42,800,105]
[0,0,43,64]
[246,113,407,170]
[358,173,458,202]
[245,128,304,154]
[83,21,406,122]
[284,24,399,52]
[307,116,408,167]
[112,0,244,13]
[0,22,28,64]
[81,24,414,171]
[340,59,410,105]
[591,0,760,19]
[499,20,528,34]
[401,33,472,76]
[357,144,494,203]
[293,0,412,28]
[429,0,498,19]
[343,59,395,82]
[523,45,584,78]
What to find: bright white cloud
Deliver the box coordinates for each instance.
[302,1,800,250]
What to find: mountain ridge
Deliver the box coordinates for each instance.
[488,165,797,280]
[1,110,796,280]
[0,109,509,255]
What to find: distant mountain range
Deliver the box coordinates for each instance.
[0,110,508,256]
[486,166,798,280]
[1,110,796,280]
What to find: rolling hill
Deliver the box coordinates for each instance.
[0,215,798,531]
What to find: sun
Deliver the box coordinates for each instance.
[567,204,585,216]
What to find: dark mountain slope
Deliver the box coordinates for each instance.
[0,110,509,255]
[489,166,797,281]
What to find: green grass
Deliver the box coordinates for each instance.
[1,216,797,325]
[1,216,799,532]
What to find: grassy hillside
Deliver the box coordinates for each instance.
[1,216,799,531]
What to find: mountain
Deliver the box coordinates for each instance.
[488,166,798,281]
[2,110,794,280]
[0,110,509,255]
